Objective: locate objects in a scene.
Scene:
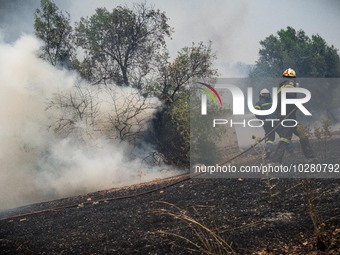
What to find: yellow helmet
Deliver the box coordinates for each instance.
[282,68,296,78]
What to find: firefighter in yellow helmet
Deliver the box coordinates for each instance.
[270,68,315,163]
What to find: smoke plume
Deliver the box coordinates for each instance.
[0,35,176,210]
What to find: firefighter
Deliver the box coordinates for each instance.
[270,68,315,163]
[254,88,276,158]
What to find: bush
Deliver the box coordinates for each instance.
[154,90,231,168]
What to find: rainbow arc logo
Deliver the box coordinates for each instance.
[198,82,222,115]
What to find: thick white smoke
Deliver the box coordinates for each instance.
[0,35,177,210]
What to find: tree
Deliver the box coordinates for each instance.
[152,41,217,104]
[74,3,172,86]
[155,92,190,166]
[250,26,340,78]
[250,27,340,121]
[105,86,160,143]
[34,0,74,67]
[46,83,100,140]
[47,83,159,144]
[309,35,340,77]
[35,1,221,167]
[152,42,218,167]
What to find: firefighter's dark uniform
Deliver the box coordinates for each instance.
[255,96,276,157]
[270,80,315,163]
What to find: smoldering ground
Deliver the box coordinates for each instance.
[0,35,177,211]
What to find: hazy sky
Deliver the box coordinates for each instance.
[1,0,339,75]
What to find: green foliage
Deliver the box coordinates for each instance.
[251,27,340,118]
[34,0,74,67]
[153,42,218,104]
[250,26,340,78]
[190,91,231,165]
[74,3,172,86]
[155,92,190,166]
[153,42,219,167]
[155,89,231,167]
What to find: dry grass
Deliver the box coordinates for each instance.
[151,201,236,255]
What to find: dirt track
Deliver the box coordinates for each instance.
[1,138,340,254]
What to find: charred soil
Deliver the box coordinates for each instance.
[1,138,340,255]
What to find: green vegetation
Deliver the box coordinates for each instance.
[250,26,340,78]
[34,0,74,67]
[74,3,172,86]
[250,26,340,121]
[35,0,220,168]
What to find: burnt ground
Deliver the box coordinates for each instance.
[0,138,340,255]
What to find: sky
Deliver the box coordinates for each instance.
[0,0,340,76]
[0,0,339,76]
